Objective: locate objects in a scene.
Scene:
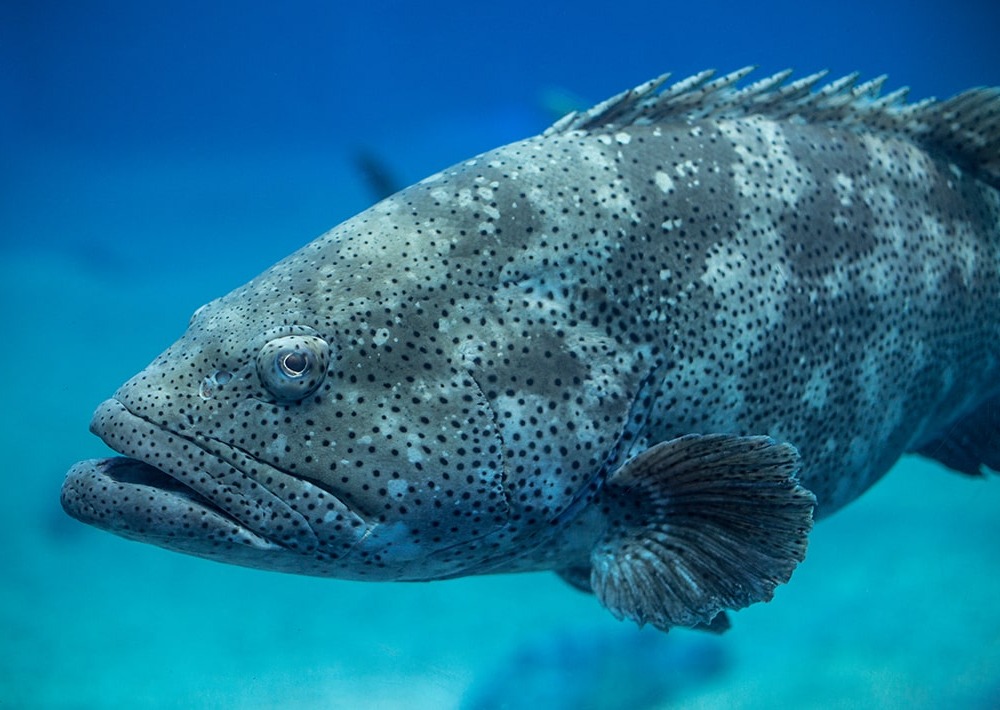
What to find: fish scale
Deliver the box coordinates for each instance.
[62,68,1000,631]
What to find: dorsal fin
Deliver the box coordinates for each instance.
[544,67,1000,189]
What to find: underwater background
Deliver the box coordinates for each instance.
[3,1,1000,707]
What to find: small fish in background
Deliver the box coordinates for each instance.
[350,91,592,209]
[537,86,589,122]
[352,149,403,202]
[65,238,130,277]
[461,625,727,710]
[61,67,1000,633]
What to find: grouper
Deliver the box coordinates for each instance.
[61,68,1000,632]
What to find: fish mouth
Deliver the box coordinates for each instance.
[61,456,282,551]
[62,398,368,568]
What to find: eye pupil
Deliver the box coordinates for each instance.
[280,351,309,377]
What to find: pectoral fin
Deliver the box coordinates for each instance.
[590,433,815,631]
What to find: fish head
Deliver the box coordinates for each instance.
[62,209,511,580]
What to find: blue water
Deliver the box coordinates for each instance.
[3,1,999,707]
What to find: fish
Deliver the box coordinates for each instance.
[353,148,403,202]
[61,67,1000,632]
[461,625,726,710]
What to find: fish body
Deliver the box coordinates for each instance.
[62,68,1000,631]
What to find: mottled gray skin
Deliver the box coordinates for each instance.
[63,69,1000,630]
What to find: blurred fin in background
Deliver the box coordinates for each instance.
[461,624,727,710]
[352,149,403,202]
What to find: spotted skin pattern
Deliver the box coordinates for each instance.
[63,69,1000,630]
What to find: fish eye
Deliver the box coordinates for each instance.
[256,335,331,401]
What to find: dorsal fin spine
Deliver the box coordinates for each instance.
[543,67,1000,189]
